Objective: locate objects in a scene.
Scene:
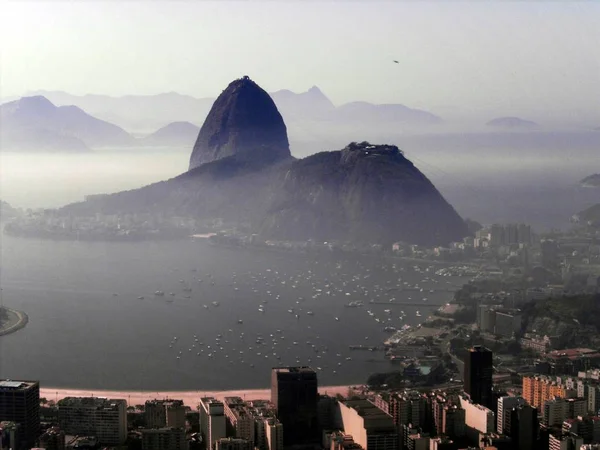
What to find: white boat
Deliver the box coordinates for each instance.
[155,291,165,296]
[212,301,220,306]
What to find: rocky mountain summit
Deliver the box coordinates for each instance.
[260,142,468,245]
[58,78,467,246]
[189,76,291,170]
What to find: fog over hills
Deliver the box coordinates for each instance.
[0,96,133,151]
[57,77,468,246]
[23,86,445,136]
[486,116,539,129]
[141,121,200,147]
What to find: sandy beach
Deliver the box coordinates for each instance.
[40,385,356,407]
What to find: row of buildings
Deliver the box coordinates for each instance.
[7,351,600,450]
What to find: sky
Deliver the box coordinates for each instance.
[1,1,599,123]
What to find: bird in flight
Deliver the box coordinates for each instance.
[393,60,399,63]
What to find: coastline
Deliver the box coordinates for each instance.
[0,307,29,337]
[40,385,355,407]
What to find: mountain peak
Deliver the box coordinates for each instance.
[189,77,291,170]
[12,95,56,113]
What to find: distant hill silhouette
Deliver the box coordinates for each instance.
[141,121,200,147]
[486,116,538,129]
[581,174,600,188]
[27,87,443,135]
[0,96,133,151]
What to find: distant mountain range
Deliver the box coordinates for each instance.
[21,87,443,134]
[0,96,133,151]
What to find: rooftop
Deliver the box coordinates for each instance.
[0,380,38,390]
[57,397,126,408]
[342,399,392,420]
[200,397,223,405]
[273,366,315,374]
[470,345,492,353]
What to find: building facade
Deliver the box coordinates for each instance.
[463,346,493,409]
[271,367,318,445]
[338,399,398,450]
[57,397,127,446]
[200,397,226,450]
[0,380,40,450]
[141,427,188,450]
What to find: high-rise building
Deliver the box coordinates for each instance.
[223,397,255,444]
[441,405,465,439]
[587,385,600,415]
[459,395,495,434]
[497,396,525,434]
[142,427,188,450]
[145,399,186,429]
[463,346,493,409]
[522,376,569,409]
[145,400,168,428]
[39,426,66,450]
[57,397,127,446]
[200,397,226,450]
[509,404,539,450]
[0,380,40,450]
[548,432,583,450]
[338,399,398,450]
[389,391,427,429]
[517,224,532,244]
[166,400,187,429]
[271,367,318,445]
[0,421,21,450]
[264,418,283,450]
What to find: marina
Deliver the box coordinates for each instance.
[0,236,468,390]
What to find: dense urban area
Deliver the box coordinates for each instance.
[2,214,600,450]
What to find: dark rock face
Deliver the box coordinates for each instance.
[260,142,468,246]
[189,76,291,170]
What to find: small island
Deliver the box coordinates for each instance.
[0,306,29,336]
[581,173,600,188]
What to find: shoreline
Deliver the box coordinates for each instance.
[0,307,29,337]
[40,385,356,407]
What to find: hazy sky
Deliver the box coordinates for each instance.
[1,1,599,122]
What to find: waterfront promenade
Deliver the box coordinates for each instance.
[0,307,28,336]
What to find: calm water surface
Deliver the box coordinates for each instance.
[0,235,465,390]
